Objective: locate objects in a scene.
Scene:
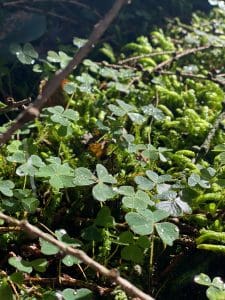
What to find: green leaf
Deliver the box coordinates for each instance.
[39,238,59,255]
[62,288,93,300]
[58,51,72,68]
[7,140,22,153]
[200,167,216,180]
[92,183,116,201]
[95,206,115,227]
[188,173,210,188]
[118,231,134,244]
[100,67,119,80]
[21,197,39,213]
[0,180,15,197]
[8,257,32,273]
[125,211,154,235]
[96,164,117,184]
[212,277,225,290]
[83,59,100,73]
[47,50,60,63]
[31,258,48,272]
[146,170,159,183]
[100,43,116,63]
[23,43,38,59]
[81,226,103,242]
[207,286,225,300]
[10,43,22,55]
[108,104,126,117]
[117,186,135,196]
[153,209,170,223]
[73,37,87,48]
[10,43,38,64]
[0,282,14,300]
[136,236,150,249]
[122,190,154,210]
[37,162,74,190]
[213,144,225,152]
[63,82,77,94]
[156,197,192,217]
[155,222,179,246]
[10,272,24,284]
[16,154,45,176]
[135,176,155,190]
[121,244,144,263]
[157,174,172,183]
[194,273,212,286]
[73,167,96,186]
[128,112,145,125]
[7,151,26,163]
[116,99,135,112]
[55,229,80,247]
[47,106,79,126]
[43,291,56,300]
[142,104,165,120]
[62,255,80,266]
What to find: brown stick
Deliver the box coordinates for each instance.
[0,0,129,146]
[0,98,31,114]
[151,45,214,73]
[0,212,154,300]
[24,274,112,295]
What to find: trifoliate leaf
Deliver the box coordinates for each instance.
[92,182,116,201]
[155,222,179,246]
[96,164,117,184]
[8,257,32,274]
[73,167,96,186]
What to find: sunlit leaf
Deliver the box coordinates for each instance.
[92,182,116,201]
[155,222,179,246]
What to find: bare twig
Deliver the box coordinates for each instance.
[0,212,154,300]
[151,45,216,73]
[24,274,112,295]
[0,0,129,146]
[2,0,89,9]
[0,226,21,233]
[0,98,31,114]
[118,50,176,64]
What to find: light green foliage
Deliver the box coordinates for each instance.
[195,273,225,300]
[10,42,38,65]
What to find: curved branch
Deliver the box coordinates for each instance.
[0,212,154,300]
[0,0,129,146]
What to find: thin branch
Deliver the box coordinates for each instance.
[118,50,176,64]
[24,274,112,295]
[2,0,89,9]
[0,98,31,114]
[151,45,216,73]
[0,226,21,233]
[0,212,154,300]
[0,0,129,146]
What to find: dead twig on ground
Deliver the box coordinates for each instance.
[0,212,154,300]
